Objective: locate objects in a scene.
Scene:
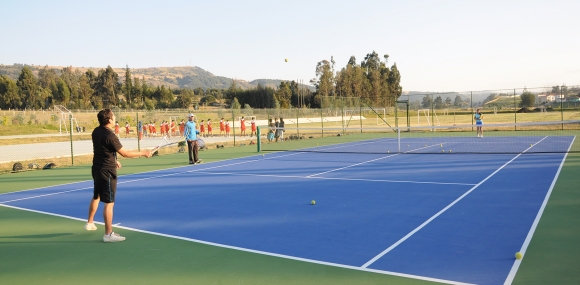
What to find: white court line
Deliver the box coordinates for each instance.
[0,202,474,285]
[194,171,477,186]
[361,136,548,268]
[503,136,576,285]
[307,143,442,177]
[0,155,284,203]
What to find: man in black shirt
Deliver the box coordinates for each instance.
[86,109,152,242]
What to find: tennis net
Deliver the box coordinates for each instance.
[257,120,580,154]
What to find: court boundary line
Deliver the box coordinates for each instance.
[0,202,475,285]
[361,136,548,268]
[0,152,303,202]
[194,171,477,186]
[503,136,576,284]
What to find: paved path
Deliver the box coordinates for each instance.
[0,135,256,164]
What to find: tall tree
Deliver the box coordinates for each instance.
[421,95,433,108]
[520,91,536,107]
[274,81,292,108]
[78,73,94,109]
[312,58,335,98]
[124,65,133,105]
[0,75,21,109]
[16,66,40,109]
[54,78,71,106]
[95,66,119,108]
[453,95,463,107]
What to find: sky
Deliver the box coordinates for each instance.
[1,0,579,92]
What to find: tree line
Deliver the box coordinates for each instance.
[0,51,404,111]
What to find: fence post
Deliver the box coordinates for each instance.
[514,89,517,131]
[321,108,324,137]
[137,112,140,151]
[470,92,473,132]
[560,85,564,130]
[69,115,74,166]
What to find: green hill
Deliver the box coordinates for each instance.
[0,64,312,91]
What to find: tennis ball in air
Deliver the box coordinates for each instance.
[285,58,288,62]
[311,200,316,205]
[515,252,523,260]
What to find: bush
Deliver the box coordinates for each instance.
[14,113,25,124]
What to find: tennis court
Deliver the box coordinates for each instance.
[0,124,576,285]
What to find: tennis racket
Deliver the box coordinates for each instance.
[151,136,185,155]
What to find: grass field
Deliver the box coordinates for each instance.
[0,136,579,284]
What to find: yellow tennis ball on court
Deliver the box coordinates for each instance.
[440,144,443,147]
[442,150,445,153]
[388,150,390,153]
[311,200,316,205]
[515,252,523,260]
[530,144,532,147]
[449,150,452,153]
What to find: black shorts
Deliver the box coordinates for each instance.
[92,167,117,203]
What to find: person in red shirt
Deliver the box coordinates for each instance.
[219,118,225,137]
[207,119,213,137]
[160,121,165,136]
[179,119,185,136]
[152,122,157,137]
[240,116,246,136]
[200,120,205,137]
[114,122,120,137]
[170,120,175,137]
[125,122,130,138]
[250,118,256,137]
[225,120,230,137]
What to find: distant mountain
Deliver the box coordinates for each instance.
[0,64,314,91]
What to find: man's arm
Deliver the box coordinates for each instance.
[117,147,152,158]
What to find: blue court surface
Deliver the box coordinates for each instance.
[0,135,574,285]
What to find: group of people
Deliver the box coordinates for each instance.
[194,116,258,138]
[114,122,131,138]
[267,117,285,142]
[141,120,178,138]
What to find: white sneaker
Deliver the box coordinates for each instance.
[103,232,126,243]
[85,222,97,231]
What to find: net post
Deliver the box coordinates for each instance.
[397,127,401,153]
[257,126,261,152]
[69,114,74,166]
